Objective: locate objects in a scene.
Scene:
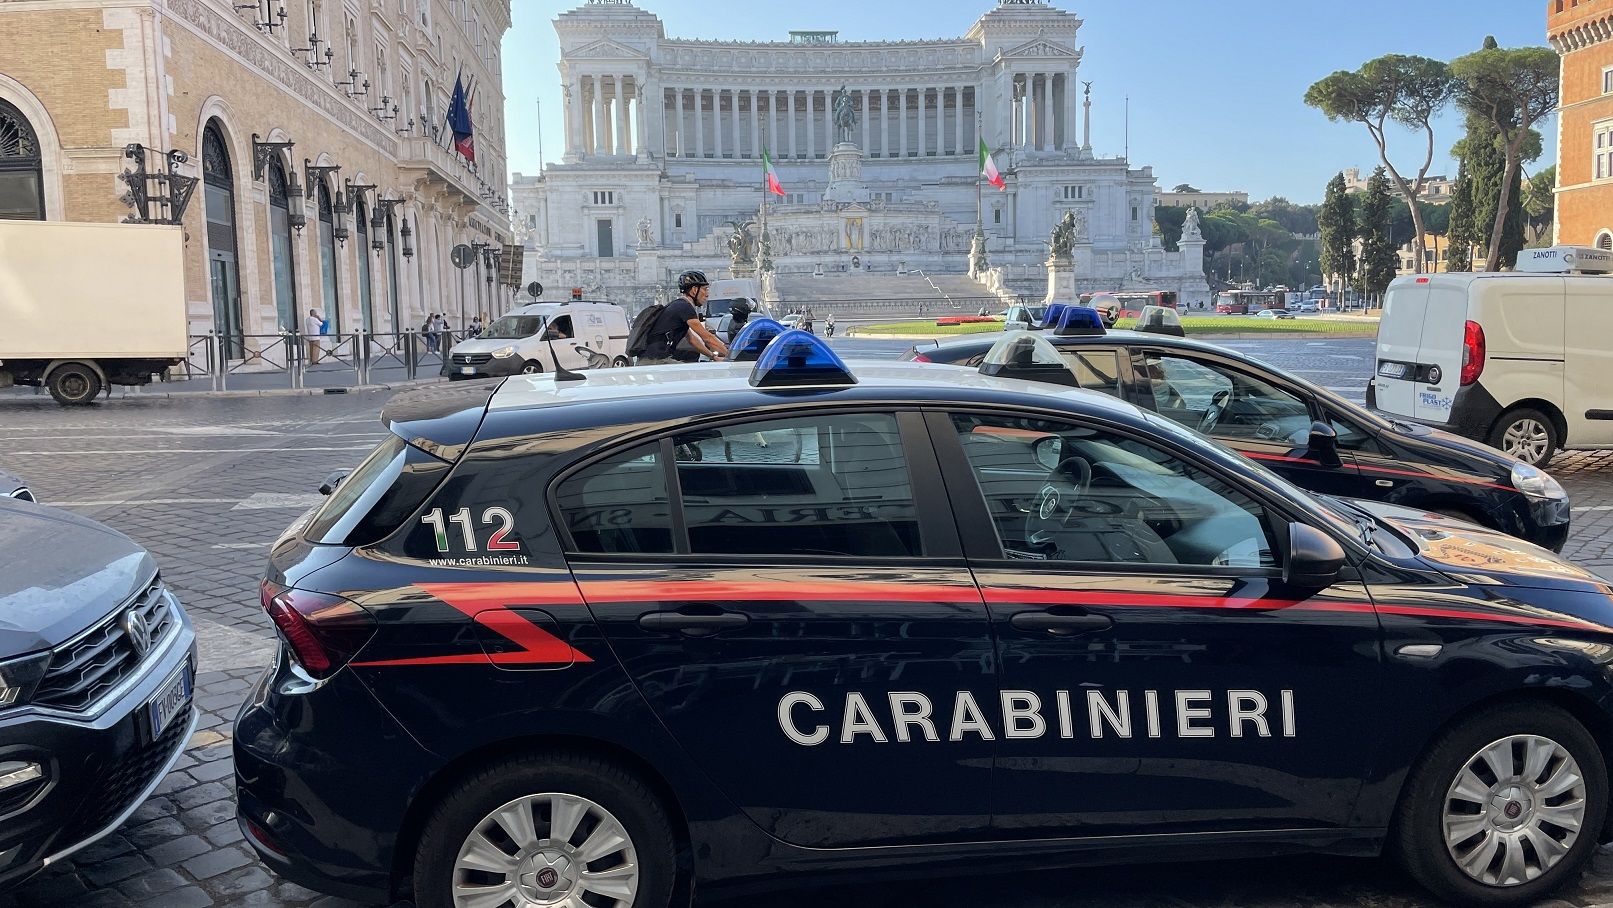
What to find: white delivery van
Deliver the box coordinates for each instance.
[447,301,629,380]
[702,278,769,339]
[1368,245,1613,466]
[0,220,187,404]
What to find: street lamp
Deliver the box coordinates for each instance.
[400,218,414,259]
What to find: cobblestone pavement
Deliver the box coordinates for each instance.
[6,338,1613,908]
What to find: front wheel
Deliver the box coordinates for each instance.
[1489,408,1558,467]
[612,356,631,368]
[47,362,103,406]
[1394,702,1606,906]
[413,753,676,908]
[519,360,544,375]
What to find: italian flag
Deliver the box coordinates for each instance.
[762,149,785,197]
[979,137,1005,190]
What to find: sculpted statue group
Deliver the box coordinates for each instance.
[1047,210,1088,260]
[831,85,858,143]
[727,221,754,266]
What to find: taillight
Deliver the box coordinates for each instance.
[260,580,375,679]
[1460,320,1485,386]
[909,352,932,363]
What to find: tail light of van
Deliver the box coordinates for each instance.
[260,580,376,679]
[1460,320,1486,386]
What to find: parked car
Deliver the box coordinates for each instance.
[0,467,31,502]
[0,498,196,889]
[448,302,630,380]
[1370,247,1613,466]
[1255,308,1296,320]
[903,324,1571,551]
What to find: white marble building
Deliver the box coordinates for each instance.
[510,0,1208,307]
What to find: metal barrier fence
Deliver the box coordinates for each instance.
[179,329,463,391]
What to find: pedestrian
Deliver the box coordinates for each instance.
[825,314,836,337]
[434,314,451,349]
[469,315,483,338]
[421,314,438,354]
[637,270,730,365]
[304,308,323,364]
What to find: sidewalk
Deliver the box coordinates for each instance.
[0,360,450,401]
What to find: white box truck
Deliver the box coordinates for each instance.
[0,220,187,405]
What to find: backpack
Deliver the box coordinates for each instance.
[625,303,667,358]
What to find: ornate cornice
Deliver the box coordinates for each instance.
[1550,12,1612,53]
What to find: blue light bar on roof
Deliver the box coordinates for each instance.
[1040,302,1069,330]
[749,330,858,388]
[729,318,785,362]
[1053,306,1106,337]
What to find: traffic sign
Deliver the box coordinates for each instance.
[527,281,543,299]
[451,244,475,269]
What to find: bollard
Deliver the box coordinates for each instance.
[286,330,302,390]
[357,330,370,386]
[209,331,224,393]
[405,328,417,380]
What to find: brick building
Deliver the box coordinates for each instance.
[0,0,512,353]
[1549,0,1613,250]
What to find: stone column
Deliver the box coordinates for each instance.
[713,89,724,158]
[750,90,760,159]
[787,90,798,159]
[954,87,965,155]
[1062,73,1078,151]
[805,90,816,159]
[732,89,743,157]
[615,77,631,156]
[636,76,652,159]
[1040,74,1052,152]
[898,88,908,157]
[769,90,780,157]
[694,89,706,159]
[934,88,944,156]
[566,75,584,158]
[593,75,608,155]
[673,87,684,157]
[860,89,869,151]
[881,90,891,158]
[917,87,927,158]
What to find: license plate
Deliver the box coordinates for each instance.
[461,366,476,375]
[147,665,193,741]
[1377,361,1408,379]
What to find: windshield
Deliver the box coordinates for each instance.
[481,315,545,340]
[705,298,739,318]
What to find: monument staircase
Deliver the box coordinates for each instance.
[771,270,1007,318]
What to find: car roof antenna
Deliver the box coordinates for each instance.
[545,340,588,383]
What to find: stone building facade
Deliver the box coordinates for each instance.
[0,0,512,352]
[1549,0,1613,250]
[510,0,1209,307]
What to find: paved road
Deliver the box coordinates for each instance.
[7,338,1613,908]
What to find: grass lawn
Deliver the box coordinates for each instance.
[853,317,1379,337]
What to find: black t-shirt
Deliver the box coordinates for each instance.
[645,297,700,361]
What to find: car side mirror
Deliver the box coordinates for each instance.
[1306,420,1341,467]
[1283,522,1346,590]
[1031,436,1063,471]
[318,469,351,496]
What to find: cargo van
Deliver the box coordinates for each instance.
[447,301,629,380]
[1368,246,1613,466]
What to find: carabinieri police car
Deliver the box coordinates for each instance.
[238,324,1613,908]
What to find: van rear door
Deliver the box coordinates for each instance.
[1373,279,1433,419]
[1409,282,1470,424]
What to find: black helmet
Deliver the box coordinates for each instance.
[677,270,709,294]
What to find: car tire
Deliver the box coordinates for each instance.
[1393,701,1606,907]
[46,362,103,406]
[520,360,544,375]
[413,751,677,908]
[612,356,631,368]
[1489,409,1558,467]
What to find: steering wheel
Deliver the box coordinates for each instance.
[1199,389,1231,434]
[1025,455,1094,549]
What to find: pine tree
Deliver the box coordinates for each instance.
[1358,167,1398,301]
[1447,161,1475,272]
[1451,35,1551,270]
[1317,173,1356,302]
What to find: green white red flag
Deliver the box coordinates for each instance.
[762,149,785,197]
[979,137,1004,190]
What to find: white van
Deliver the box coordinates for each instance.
[1369,246,1613,466]
[447,301,629,380]
[702,278,769,340]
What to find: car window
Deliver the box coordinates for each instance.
[554,443,675,555]
[1325,409,1383,454]
[1141,353,1314,443]
[545,315,573,339]
[1057,349,1122,396]
[673,413,923,558]
[949,413,1277,570]
[305,435,450,547]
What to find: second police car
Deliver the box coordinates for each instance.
[239,324,1613,908]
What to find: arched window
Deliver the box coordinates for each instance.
[317,180,341,335]
[385,209,402,332]
[354,198,374,332]
[1599,231,1612,252]
[267,157,299,331]
[202,122,244,358]
[0,98,45,220]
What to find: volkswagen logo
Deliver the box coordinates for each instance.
[120,609,153,656]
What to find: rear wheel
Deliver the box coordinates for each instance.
[413,752,676,908]
[612,356,631,368]
[1489,408,1558,467]
[520,360,544,375]
[1394,702,1606,906]
[46,362,102,406]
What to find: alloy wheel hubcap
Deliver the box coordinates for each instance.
[1502,420,1550,463]
[1442,734,1586,887]
[452,792,639,908]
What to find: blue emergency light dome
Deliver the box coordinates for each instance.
[1040,302,1069,330]
[749,330,858,388]
[1053,306,1106,337]
[729,318,786,362]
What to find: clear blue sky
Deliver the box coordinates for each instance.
[501,0,1555,204]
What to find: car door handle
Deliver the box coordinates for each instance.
[638,610,750,636]
[1008,609,1113,636]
